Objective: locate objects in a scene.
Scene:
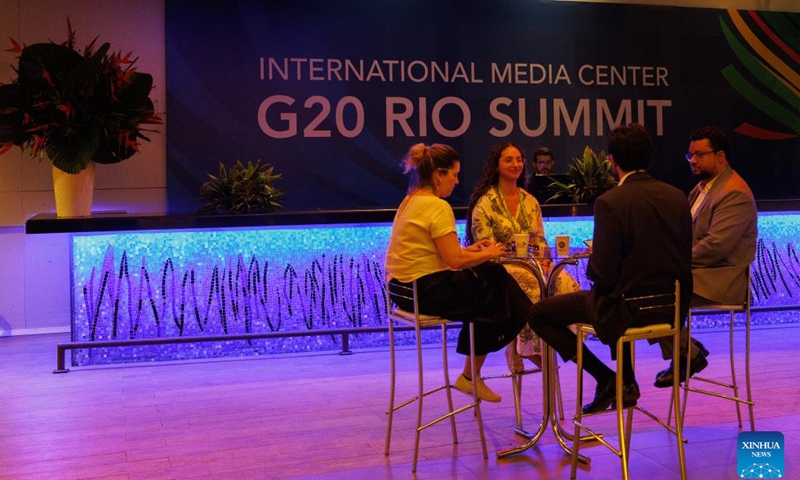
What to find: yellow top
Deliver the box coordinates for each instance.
[385,194,456,283]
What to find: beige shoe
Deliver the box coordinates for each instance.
[453,374,502,403]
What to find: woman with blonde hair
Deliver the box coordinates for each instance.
[386,143,535,402]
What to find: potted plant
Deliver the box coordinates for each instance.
[0,19,161,217]
[547,146,617,204]
[199,160,283,214]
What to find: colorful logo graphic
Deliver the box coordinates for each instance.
[720,10,799,140]
[737,431,784,478]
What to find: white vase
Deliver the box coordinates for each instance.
[52,162,95,218]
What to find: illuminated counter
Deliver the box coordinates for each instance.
[25,203,800,366]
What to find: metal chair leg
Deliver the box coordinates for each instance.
[412,322,425,472]
[745,304,755,430]
[569,328,585,480]
[440,324,458,441]
[728,311,743,427]
[384,319,397,455]
[469,323,489,460]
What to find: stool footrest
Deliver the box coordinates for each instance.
[683,385,755,405]
[387,384,450,414]
[572,419,622,457]
[418,401,481,432]
[482,367,543,380]
[687,375,735,389]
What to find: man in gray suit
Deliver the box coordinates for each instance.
[654,126,758,387]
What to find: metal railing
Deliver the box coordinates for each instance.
[54,323,461,373]
[55,303,799,373]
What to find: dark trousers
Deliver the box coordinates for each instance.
[527,290,593,362]
[530,289,676,365]
[390,262,533,356]
[656,292,714,360]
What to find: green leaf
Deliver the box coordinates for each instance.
[198,159,283,214]
[547,146,616,203]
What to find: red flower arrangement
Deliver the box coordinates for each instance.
[0,19,161,173]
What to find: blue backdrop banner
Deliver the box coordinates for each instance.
[166,0,799,212]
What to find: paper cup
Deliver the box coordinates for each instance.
[514,233,529,257]
[555,235,570,257]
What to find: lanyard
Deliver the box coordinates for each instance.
[496,186,528,234]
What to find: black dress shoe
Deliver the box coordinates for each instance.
[582,378,616,414]
[694,339,710,357]
[611,380,641,409]
[654,352,709,388]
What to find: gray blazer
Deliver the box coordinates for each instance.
[689,166,757,304]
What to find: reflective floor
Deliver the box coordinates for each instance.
[1,319,798,479]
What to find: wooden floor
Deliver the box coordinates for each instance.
[1,322,798,479]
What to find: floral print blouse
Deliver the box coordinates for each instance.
[471,185,581,370]
[470,186,549,252]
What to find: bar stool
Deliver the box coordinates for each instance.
[384,280,488,473]
[680,268,755,430]
[570,281,687,480]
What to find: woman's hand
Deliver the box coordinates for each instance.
[436,234,506,269]
[464,239,492,252]
[480,241,507,259]
[465,239,506,258]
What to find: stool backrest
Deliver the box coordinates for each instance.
[387,280,417,314]
[624,280,681,330]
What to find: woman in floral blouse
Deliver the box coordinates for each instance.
[466,142,580,373]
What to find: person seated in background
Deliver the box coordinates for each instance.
[385,143,539,403]
[533,147,555,175]
[526,123,693,414]
[466,142,581,373]
[653,126,758,388]
[528,147,563,204]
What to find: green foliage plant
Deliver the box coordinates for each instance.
[547,146,617,204]
[199,160,283,214]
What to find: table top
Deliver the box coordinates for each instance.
[502,248,591,262]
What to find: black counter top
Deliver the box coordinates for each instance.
[24,200,797,235]
[25,209,400,234]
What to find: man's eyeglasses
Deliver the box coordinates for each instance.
[536,159,554,166]
[685,150,718,162]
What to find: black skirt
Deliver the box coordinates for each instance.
[389,261,532,356]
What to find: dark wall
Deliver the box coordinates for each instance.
[166,0,800,212]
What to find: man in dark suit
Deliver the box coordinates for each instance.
[653,126,757,387]
[528,123,693,414]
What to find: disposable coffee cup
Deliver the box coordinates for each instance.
[531,239,540,256]
[555,235,570,257]
[514,233,529,257]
